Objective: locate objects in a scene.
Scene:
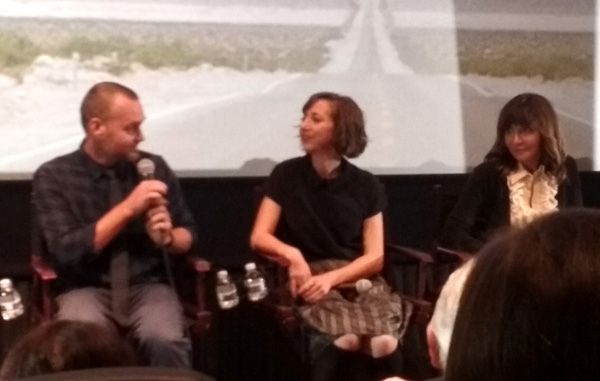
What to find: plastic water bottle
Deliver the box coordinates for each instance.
[215,270,239,310]
[243,262,268,302]
[0,278,24,321]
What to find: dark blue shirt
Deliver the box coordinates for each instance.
[32,143,195,292]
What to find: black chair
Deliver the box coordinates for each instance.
[429,182,473,301]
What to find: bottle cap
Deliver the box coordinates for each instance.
[216,270,229,280]
[244,262,256,271]
[0,278,13,289]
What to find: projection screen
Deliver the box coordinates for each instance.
[0,0,595,178]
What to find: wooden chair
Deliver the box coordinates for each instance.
[255,244,438,380]
[30,256,212,336]
[30,254,57,323]
[423,182,473,302]
[29,216,213,336]
[384,243,435,301]
[29,216,57,324]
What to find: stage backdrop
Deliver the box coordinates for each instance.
[0,0,595,178]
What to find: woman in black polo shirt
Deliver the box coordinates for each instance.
[250,92,405,381]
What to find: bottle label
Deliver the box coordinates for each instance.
[216,285,239,309]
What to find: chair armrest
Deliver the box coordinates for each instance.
[186,255,211,273]
[183,255,211,336]
[401,295,434,337]
[31,255,57,322]
[253,252,298,331]
[386,243,435,264]
[435,246,472,262]
[31,255,57,281]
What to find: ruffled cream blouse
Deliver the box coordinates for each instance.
[507,164,558,228]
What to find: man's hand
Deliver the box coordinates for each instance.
[145,205,173,247]
[123,180,168,216]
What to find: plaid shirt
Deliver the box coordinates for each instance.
[32,144,196,291]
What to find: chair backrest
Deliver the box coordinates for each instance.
[15,366,215,381]
[428,183,471,302]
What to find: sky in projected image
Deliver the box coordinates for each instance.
[0,0,595,178]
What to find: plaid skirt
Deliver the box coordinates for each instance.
[297,259,412,340]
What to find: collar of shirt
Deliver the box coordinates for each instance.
[507,162,546,187]
[303,154,352,189]
[76,141,131,182]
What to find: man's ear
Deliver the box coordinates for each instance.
[87,117,104,136]
[426,323,442,370]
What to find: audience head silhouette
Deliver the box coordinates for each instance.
[0,320,136,379]
[427,258,474,371]
[445,209,600,381]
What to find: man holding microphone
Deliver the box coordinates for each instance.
[32,81,194,367]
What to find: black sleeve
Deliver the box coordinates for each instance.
[364,175,387,218]
[263,162,287,206]
[32,162,97,266]
[437,163,496,252]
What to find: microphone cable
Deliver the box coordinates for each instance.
[160,235,194,366]
[138,157,194,365]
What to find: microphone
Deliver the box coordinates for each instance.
[355,278,373,294]
[337,279,373,293]
[136,158,175,307]
[137,158,155,180]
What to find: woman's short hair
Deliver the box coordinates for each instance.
[445,209,600,381]
[0,320,137,379]
[485,92,567,181]
[302,92,367,158]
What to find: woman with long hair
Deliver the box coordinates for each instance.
[439,92,582,252]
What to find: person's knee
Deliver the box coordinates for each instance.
[56,288,112,329]
[368,334,398,358]
[128,284,190,366]
[131,284,185,342]
[132,309,185,343]
[135,320,186,343]
[137,336,191,367]
[333,333,361,351]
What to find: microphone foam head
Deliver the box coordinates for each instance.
[355,279,373,293]
[137,158,155,179]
